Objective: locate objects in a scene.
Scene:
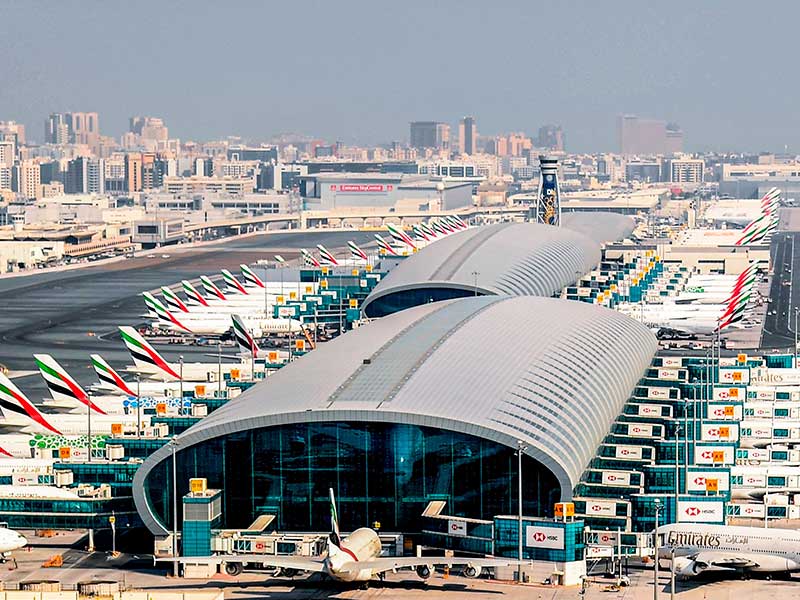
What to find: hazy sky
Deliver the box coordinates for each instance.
[2,1,799,153]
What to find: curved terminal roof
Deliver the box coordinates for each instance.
[561,212,635,245]
[134,295,657,535]
[361,222,601,317]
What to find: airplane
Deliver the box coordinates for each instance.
[0,371,148,435]
[231,315,290,363]
[174,488,509,582]
[33,354,110,414]
[0,524,27,561]
[161,286,189,313]
[143,293,302,336]
[658,522,800,578]
[735,188,781,246]
[240,264,266,288]
[91,354,187,398]
[119,326,257,382]
[348,241,369,263]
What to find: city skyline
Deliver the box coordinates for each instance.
[3,1,800,153]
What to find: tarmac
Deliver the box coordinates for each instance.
[761,230,799,349]
[0,230,374,399]
[4,532,800,599]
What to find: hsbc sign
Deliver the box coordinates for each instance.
[615,445,644,460]
[646,387,671,399]
[602,471,632,486]
[695,445,734,465]
[686,470,730,492]
[525,525,564,550]
[677,500,724,523]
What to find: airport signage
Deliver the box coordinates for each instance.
[695,445,734,465]
[749,388,775,400]
[751,368,800,385]
[447,519,467,537]
[748,403,772,418]
[708,403,742,420]
[594,531,618,546]
[719,368,750,385]
[738,448,769,462]
[712,387,744,401]
[12,473,37,486]
[677,500,725,523]
[583,499,619,517]
[331,184,392,193]
[627,423,654,438]
[525,525,564,550]
[686,471,730,492]
[657,368,681,381]
[661,357,683,368]
[615,445,644,460]
[602,471,632,486]
[637,403,664,417]
[738,504,766,518]
[646,387,672,400]
[742,474,765,486]
[701,423,739,442]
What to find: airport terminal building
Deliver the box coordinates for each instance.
[134,295,657,537]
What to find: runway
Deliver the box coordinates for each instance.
[0,230,374,399]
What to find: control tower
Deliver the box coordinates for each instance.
[534,155,561,226]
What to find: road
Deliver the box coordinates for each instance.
[0,230,373,399]
[761,231,800,350]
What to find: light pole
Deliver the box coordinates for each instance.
[653,498,662,600]
[217,340,222,398]
[171,439,179,577]
[471,271,479,297]
[795,308,799,368]
[674,425,683,509]
[136,375,141,439]
[179,355,184,416]
[517,441,524,580]
[670,548,676,600]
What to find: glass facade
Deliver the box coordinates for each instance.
[364,288,478,318]
[144,422,560,534]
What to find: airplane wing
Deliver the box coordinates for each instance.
[691,551,760,570]
[157,554,326,573]
[337,556,511,574]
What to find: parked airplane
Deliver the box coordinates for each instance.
[0,372,148,435]
[659,522,800,578]
[144,293,302,336]
[33,354,109,414]
[0,524,27,560]
[0,433,107,459]
[90,354,187,399]
[178,488,508,582]
[119,326,254,382]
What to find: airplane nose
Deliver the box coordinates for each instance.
[17,534,28,547]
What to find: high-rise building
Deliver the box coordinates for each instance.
[45,113,70,144]
[65,157,105,194]
[45,112,100,148]
[130,116,169,142]
[0,140,14,168]
[13,160,41,200]
[410,121,450,151]
[125,153,143,192]
[667,158,704,183]
[536,125,564,151]
[458,116,477,155]
[617,115,683,155]
[0,121,26,145]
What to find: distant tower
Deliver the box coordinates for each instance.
[534,155,561,226]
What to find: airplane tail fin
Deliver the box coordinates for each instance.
[374,234,398,256]
[200,275,227,300]
[232,315,260,356]
[316,244,339,266]
[143,292,191,333]
[182,280,209,307]
[33,353,106,415]
[348,241,368,261]
[118,326,181,380]
[240,264,265,288]
[161,286,189,313]
[0,371,62,435]
[387,223,417,249]
[91,354,137,396]
[301,248,321,268]
[222,269,249,295]
[329,487,341,547]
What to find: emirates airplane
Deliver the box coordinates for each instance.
[180,489,508,582]
[0,525,27,561]
[658,522,800,578]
